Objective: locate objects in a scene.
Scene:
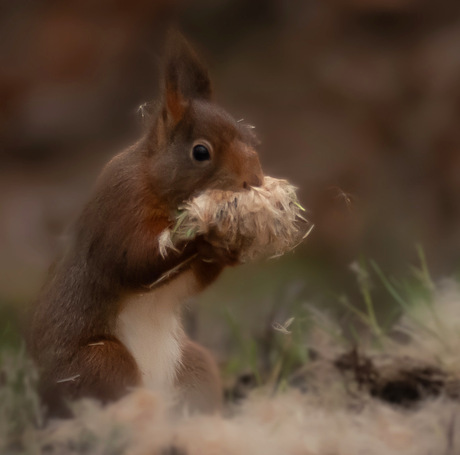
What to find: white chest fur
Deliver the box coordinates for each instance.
[115,270,197,392]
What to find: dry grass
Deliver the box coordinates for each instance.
[159,176,312,262]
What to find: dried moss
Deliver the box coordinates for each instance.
[159,176,312,262]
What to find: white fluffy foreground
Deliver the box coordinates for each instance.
[46,388,459,455]
[32,281,460,455]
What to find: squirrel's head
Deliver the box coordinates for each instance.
[146,33,264,208]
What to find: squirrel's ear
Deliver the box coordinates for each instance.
[163,63,187,126]
[162,32,212,124]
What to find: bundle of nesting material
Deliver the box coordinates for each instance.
[159,176,312,263]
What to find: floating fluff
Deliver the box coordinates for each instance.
[158,176,312,262]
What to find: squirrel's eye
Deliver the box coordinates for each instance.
[192,144,211,162]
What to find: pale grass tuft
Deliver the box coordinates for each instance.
[159,176,312,262]
[56,374,81,384]
[391,280,460,372]
[272,317,295,335]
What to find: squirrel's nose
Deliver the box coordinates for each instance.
[242,150,264,189]
[243,172,263,189]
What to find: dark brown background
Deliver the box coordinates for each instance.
[2,0,460,355]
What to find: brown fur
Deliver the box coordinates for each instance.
[176,340,223,413]
[29,33,263,416]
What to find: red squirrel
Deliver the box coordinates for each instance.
[30,34,264,416]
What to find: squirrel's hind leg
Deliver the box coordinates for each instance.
[175,339,222,414]
[40,336,141,417]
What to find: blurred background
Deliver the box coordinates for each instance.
[2,0,460,374]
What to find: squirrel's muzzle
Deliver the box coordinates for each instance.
[241,147,264,189]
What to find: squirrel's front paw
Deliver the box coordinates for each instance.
[195,236,240,266]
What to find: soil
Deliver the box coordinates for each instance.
[334,348,460,407]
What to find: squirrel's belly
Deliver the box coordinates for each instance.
[115,269,197,392]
